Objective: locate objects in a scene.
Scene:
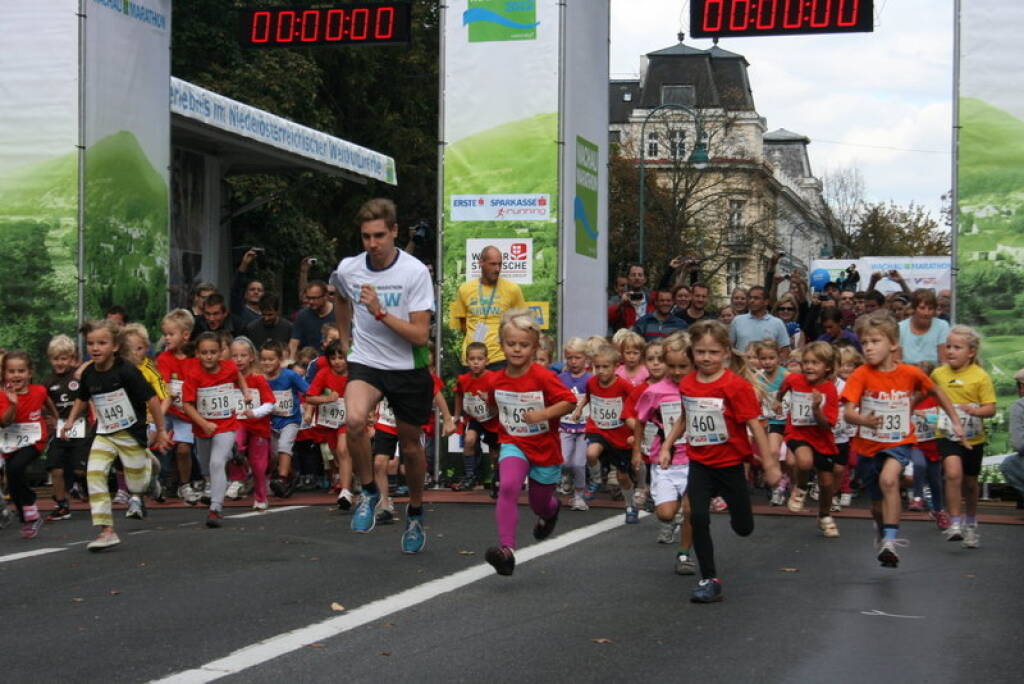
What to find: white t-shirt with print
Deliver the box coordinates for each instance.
[330,250,435,371]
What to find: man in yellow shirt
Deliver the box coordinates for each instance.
[451,245,525,369]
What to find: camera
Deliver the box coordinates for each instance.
[251,247,265,255]
[628,290,644,302]
[307,257,318,266]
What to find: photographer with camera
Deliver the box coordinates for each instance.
[608,264,654,330]
[289,276,335,360]
[232,248,267,326]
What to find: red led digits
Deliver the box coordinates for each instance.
[300,10,319,42]
[240,4,411,47]
[755,0,778,29]
[691,0,872,37]
[809,0,832,28]
[729,0,751,31]
[703,0,725,32]
[250,11,271,43]
[325,9,344,41]
[375,6,395,40]
[837,0,860,26]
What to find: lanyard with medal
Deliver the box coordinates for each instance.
[474,280,498,343]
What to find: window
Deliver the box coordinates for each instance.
[726,199,746,243]
[647,132,659,158]
[609,130,621,145]
[623,91,632,102]
[726,258,745,294]
[669,129,686,158]
[661,84,695,107]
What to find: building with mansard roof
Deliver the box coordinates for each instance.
[610,40,838,300]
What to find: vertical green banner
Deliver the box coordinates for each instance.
[574,135,599,258]
[0,1,80,362]
[465,0,539,42]
[958,0,1024,456]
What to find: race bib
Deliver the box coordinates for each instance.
[495,389,548,436]
[317,399,347,430]
[232,389,261,420]
[168,379,184,409]
[913,407,938,442]
[1,422,42,453]
[377,399,397,428]
[590,395,623,430]
[684,397,728,447]
[790,391,817,427]
[94,388,137,434]
[937,405,983,441]
[197,383,235,420]
[463,393,496,422]
[641,421,659,454]
[660,399,687,446]
[57,417,87,440]
[859,396,909,443]
[562,388,589,425]
[272,390,295,417]
[762,395,787,422]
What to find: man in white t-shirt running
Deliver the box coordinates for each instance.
[330,198,435,553]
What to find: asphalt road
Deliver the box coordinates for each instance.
[2,502,1021,683]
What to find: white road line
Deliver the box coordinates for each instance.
[151,511,645,683]
[0,547,67,563]
[228,505,308,520]
[65,540,91,546]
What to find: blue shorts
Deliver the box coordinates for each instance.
[857,444,914,501]
[498,444,561,485]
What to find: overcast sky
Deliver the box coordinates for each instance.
[609,0,953,219]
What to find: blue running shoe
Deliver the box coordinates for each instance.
[690,578,723,603]
[401,509,426,554]
[624,507,639,524]
[351,490,381,533]
[584,481,600,502]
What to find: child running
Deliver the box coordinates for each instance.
[910,362,947,529]
[841,313,965,567]
[777,342,841,537]
[833,345,863,508]
[42,335,90,522]
[453,341,501,494]
[483,309,576,576]
[634,334,696,574]
[661,320,781,603]
[556,337,592,509]
[305,340,353,509]
[156,308,200,505]
[613,330,649,387]
[753,340,789,506]
[229,337,276,511]
[931,325,996,548]
[1,351,58,538]
[61,320,171,550]
[575,344,639,522]
[181,332,249,527]
[261,341,309,497]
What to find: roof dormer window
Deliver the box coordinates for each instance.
[661,84,695,107]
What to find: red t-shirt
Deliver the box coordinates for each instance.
[585,376,634,450]
[456,370,499,432]
[156,350,192,421]
[421,374,445,437]
[0,385,49,453]
[182,360,243,434]
[780,373,838,455]
[487,363,576,467]
[622,381,651,422]
[840,363,934,458]
[237,372,275,439]
[678,369,761,468]
[307,368,348,442]
[913,395,940,461]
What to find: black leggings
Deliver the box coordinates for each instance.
[686,462,754,580]
[6,446,39,521]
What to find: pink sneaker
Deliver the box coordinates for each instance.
[930,510,951,531]
[20,518,43,539]
[711,497,729,513]
[908,497,926,512]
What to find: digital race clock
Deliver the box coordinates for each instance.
[239,3,412,47]
[690,0,873,38]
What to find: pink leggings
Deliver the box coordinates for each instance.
[495,457,559,549]
[235,427,270,503]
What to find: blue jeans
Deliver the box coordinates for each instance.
[1001,453,1024,498]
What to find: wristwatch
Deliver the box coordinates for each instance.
[374,308,388,321]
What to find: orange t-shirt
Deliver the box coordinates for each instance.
[840,363,934,458]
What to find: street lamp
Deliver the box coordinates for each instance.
[638,103,709,265]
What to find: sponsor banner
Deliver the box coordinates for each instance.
[0,1,80,361]
[465,0,539,43]
[524,301,550,330]
[171,78,396,185]
[573,136,599,258]
[466,238,533,284]
[451,193,551,221]
[84,0,171,333]
[957,0,1024,454]
[809,257,951,295]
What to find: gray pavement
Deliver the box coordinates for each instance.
[1,503,1021,683]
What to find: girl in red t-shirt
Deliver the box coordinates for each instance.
[661,321,781,603]
[481,311,576,576]
[573,345,638,522]
[182,333,249,527]
[1,351,58,538]
[228,338,276,511]
[776,342,841,537]
[305,342,352,509]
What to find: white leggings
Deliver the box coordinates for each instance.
[196,431,236,512]
[559,431,588,491]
